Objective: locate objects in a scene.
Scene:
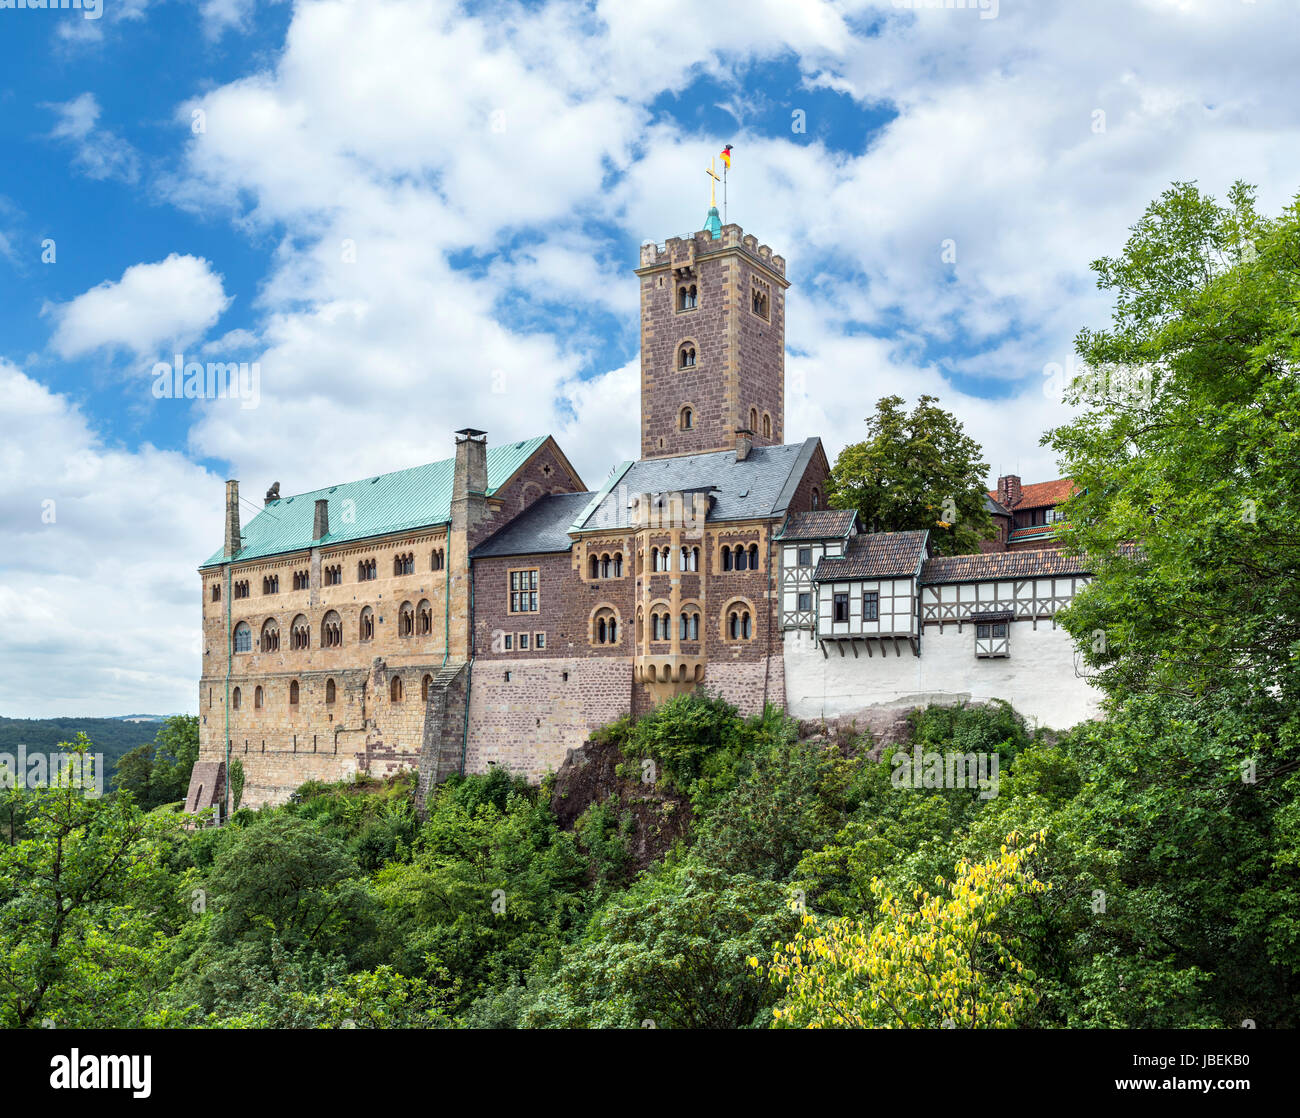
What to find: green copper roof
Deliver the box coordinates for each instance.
[703,205,722,239]
[201,435,549,568]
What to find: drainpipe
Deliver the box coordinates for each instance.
[762,525,775,711]
[459,568,474,776]
[223,562,231,823]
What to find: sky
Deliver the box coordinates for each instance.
[1,0,1298,718]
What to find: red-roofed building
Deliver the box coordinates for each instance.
[985,474,1078,552]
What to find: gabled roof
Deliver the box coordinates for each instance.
[988,477,1077,510]
[814,530,929,582]
[472,491,594,559]
[921,549,1091,584]
[201,436,550,568]
[776,508,858,542]
[574,439,820,532]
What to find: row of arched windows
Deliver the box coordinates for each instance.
[233,600,437,653]
[394,552,415,575]
[358,558,377,581]
[648,612,702,641]
[721,543,760,571]
[678,283,698,311]
[588,552,624,579]
[262,574,279,594]
[649,546,701,573]
[728,608,753,640]
[229,550,447,600]
[228,673,437,713]
[292,570,309,590]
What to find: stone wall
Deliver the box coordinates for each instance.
[783,620,1103,730]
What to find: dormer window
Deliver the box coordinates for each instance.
[679,344,696,368]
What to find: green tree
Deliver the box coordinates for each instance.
[0,735,189,1027]
[113,715,199,810]
[525,862,801,1029]
[1047,182,1300,704]
[826,394,994,556]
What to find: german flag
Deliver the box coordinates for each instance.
[720,144,733,169]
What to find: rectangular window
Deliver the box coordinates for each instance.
[833,592,849,622]
[508,568,539,613]
[519,632,530,650]
[535,632,546,650]
[798,592,811,611]
[797,546,812,567]
[862,591,879,621]
[504,634,513,651]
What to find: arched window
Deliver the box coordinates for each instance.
[601,554,612,579]
[233,622,251,653]
[322,610,343,648]
[398,601,415,637]
[324,565,342,586]
[421,673,432,702]
[325,678,336,704]
[232,686,241,709]
[689,612,700,640]
[762,413,772,439]
[211,583,220,602]
[651,613,661,641]
[289,680,299,705]
[678,283,697,310]
[613,552,623,577]
[418,599,432,635]
[725,603,754,641]
[735,546,749,571]
[589,554,600,579]
[290,614,309,650]
[680,406,693,430]
[749,407,758,432]
[592,607,619,646]
[722,546,733,572]
[811,488,821,510]
[431,549,444,572]
[390,676,403,703]
[395,552,415,576]
[680,545,699,572]
[254,685,264,709]
[359,606,374,641]
[679,343,696,368]
[260,618,280,652]
[748,543,759,570]
[358,558,376,581]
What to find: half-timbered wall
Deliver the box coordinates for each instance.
[779,539,845,630]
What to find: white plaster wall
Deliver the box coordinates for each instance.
[784,620,1103,730]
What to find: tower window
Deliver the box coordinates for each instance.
[680,406,693,430]
[751,279,770,320]
[678,344,696,369]
[762,413,772,439]
[677,283,698,311]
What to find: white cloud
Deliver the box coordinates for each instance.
[46,93,140,183]
[0,361,219,718]
[49,254,231,360]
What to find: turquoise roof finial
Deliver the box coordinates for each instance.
[703,205,721,239]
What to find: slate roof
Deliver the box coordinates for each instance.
[201,436,549,568]
[776,508,858,541]
[574,439,820,532]
[814,530,929,582]
[471,491,594,558]
[920,549,1091,584]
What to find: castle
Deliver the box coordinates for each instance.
[185,206,1101,815]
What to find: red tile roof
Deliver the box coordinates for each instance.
[987,477,1078,511]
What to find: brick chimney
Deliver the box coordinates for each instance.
[735,428,753,462]
[223,480,241,558]
[996,474,1022,509]
[312,498,329,541]
[451,428,490,542]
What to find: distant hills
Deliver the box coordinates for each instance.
[0,715,176,789]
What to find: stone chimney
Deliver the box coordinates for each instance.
[313,499,329,541]
[996,474,1022,509]
[223,480,241,559]
[734,428,753,462]
[451,428,489,543]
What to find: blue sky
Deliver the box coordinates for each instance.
[2,0,1299,717]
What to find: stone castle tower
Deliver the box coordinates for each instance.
[636,214,789,459]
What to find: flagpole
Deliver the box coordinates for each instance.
[723,163,727,224]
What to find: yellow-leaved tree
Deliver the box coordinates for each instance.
[753,831,1048,1028]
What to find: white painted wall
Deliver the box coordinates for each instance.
[784,618,1103,730]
